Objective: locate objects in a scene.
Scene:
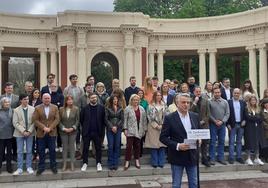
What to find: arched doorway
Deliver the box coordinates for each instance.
[91,52,119,91]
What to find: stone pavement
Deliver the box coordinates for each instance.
[1,170,268,188]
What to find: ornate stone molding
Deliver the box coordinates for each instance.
[38,48,48,53]
[197,49,207,54]
[48,48,57,53]
[77,44,87,49]
[120,24,138,33]
[207,49,217,54]
[246,45,256,51]
[256,43,266,50]
[157,50,166,54]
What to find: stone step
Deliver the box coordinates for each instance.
[0,151,257,170]
[0,163,268,183]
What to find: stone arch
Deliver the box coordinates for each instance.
[90,51,120,90]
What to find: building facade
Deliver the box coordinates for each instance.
[0,7,267,96]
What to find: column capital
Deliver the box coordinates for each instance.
[157,50,166,54]
[207,48,217,53]
[135,47,142,52]
[77,44,87,49]
[38,48,48,53]
[256,44,266,50]
[48,48,57,53]
[0,46,4,52]
[148,50,156,54]
[67,45,75,51]
[246,45,256,51]
[124,46,135,51]
[197,49,207,54]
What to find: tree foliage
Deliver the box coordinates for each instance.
[114,0,264,87]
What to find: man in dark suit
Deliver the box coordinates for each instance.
[190,86,210,167]
[80,92,105,172]
[220,78,233,100]
[160,93,200,188]
[227,88,246,164]
[41,73,62,96]
[124,76,140,105]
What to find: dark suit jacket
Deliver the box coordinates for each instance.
[227,99,246,128]
[166,94,174,106]
[220,87,233,100]
[80,104,105,137]
[160,111,200,166]
[41,85,62,96]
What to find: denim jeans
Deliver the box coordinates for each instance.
[151,147,166,167]
[171,164,197,188]
[37,134,56,170]
[107,129,121,168]
[229,123,244,160]
[16,136,33,169]
[209,123,226,161]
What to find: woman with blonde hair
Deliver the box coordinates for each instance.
[96,82,109,106]
[123,94,147,170]
[143,77,154,104]
[244,95,264,165]
[145,91,168,168]
[59,95,79,171]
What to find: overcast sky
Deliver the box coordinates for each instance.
[0,0,114,14]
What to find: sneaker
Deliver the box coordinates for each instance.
[13,169,23,176]
[27,167,34,174]
[81,163,88,172]
[59,147,63,153]
[246,158,254,165]
[254,158,264,166]
[97,163,102,172]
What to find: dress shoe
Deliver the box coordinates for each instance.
[236,158,245,164]
[209,160,215,165]
[228,159,234,164]
[135,160,141,169]
[217,160,227,165]
[36,169,44,176]
[51,168,58,174]
[202,161,211,167]
[7,167,13,174]
[124,161,130,171]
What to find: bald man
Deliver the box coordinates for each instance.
[33,93,60,176]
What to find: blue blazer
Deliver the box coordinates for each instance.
[160,111,200,166]
[227,99,246,128]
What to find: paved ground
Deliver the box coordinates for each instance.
[1,170,268,187]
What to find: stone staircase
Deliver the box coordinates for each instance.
[0,147,268,184]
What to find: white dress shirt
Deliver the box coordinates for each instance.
[233,99,241,122]
[176,111,192,151]
[44,106,50,119]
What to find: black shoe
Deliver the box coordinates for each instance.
[209,160,215,165]
[228,159,234,164]
[152,165,157,168]
[217,160,227,165]
[51,168,58,174]
[236,158,245,164]
[202,161,211,167]
[7,168,13,174]
[36,169,44,176]
[158,165,164,168]
[114,166,118,171]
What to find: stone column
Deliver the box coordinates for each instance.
[258,44,268,98]
[246,46,257,90]
[0,46,3,92]
[49,48,58,84]
[77,44,87,85]
[124,47,134,86]
[67,45,76,77]
[208,49,217,83]
[134,47,142,87]
[148,51,155,77]
[38,48,48,88]
[198,49,207,90]
[157,50,165,83]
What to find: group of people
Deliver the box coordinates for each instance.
[0,73,268,188]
